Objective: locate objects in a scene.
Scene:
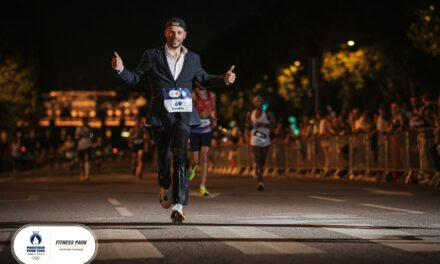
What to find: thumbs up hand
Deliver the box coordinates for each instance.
[224,65,236,85]
[112,51,124,72]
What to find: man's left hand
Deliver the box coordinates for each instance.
[224,65,236,85]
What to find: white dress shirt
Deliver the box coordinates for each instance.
[165,44,188,81]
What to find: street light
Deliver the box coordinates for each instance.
[347,40,355,47]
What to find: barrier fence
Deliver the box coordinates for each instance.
[208,128,440,188]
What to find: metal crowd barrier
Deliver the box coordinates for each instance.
[208,128,439,187]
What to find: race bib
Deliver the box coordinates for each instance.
[164,87,192,113]
[199,118,211,128]
[251,129,269,146]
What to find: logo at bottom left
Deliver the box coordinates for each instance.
[11,225,97,264]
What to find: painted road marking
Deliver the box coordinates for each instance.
[234,219,366,225]
[235,214,363,219]
[326,226,440,252]
[360,203,424,214]
[300,214,362,219]
[233,213,377,225]
[115,207,134,217]
[106,198,133,217]
[107,198,122,206]
[364,188,413,196]
[79,216,127,221]
[197,226,324,255]
[94,229,163,259]
[309,196,346,202]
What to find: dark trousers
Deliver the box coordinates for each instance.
[151,116,190,205]
[252,146,269,183]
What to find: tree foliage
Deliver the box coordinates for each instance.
[0,57,37,128]
[321,47,384,111]
[407,5,440,57]
[277,62,313,110]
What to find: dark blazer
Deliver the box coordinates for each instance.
[117,45,225,127]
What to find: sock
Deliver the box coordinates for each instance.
[172,204,183,212]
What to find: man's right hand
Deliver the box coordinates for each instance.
[112,52,124,72]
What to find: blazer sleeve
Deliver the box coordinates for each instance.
[118,50,152,85]
[193,54,225,88]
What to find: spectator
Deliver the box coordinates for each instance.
[419,92,436,128]
[409,96,425,128]
[318,112,331,174]
[376,106,391,134]
[390,102,407,132]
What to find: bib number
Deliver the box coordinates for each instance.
[164,87,192,113]
[199,118,211,128]
[251,130,269,146]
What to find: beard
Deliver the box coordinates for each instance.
[168,39,182,49]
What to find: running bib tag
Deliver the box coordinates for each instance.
[164,87,192,113]
[251,129,269,146]
[199,118,211,128]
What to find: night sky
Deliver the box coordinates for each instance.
[0,0,437,96]
[1,0,264,90]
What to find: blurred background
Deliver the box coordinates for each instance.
[0,0,438,176]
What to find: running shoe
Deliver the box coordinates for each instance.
[170,210,186,224]
[199,185,210,197]
[257,182,265,191]
[159,187,173,209]
[189,164,198,181]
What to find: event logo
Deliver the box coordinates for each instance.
[30,232,42,245]
[24,230,46,261]
[12,225,97,264]
[168,90,181,98]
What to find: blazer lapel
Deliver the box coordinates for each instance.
[159,45,175,81]
[175,54,189,84]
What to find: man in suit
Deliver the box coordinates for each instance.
[112,17,236,223]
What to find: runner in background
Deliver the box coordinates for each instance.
[75,117,93,181]
[93,136,104,173]
[189,81,217,196]
[129,117,148,179]
[246,95,276,191]
[61,134,76,176]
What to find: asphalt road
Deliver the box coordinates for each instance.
[0,161,439,264]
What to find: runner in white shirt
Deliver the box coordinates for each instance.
[246,95,276,191]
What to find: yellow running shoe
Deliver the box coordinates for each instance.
[199,185,210,196]
[189,164,198,181]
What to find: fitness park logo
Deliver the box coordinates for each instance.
[12,225,97,264]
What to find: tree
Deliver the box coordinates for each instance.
[277,61,313,111]
[407,5,440,57]
[0,57,38,129]
[321,47,384,111]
